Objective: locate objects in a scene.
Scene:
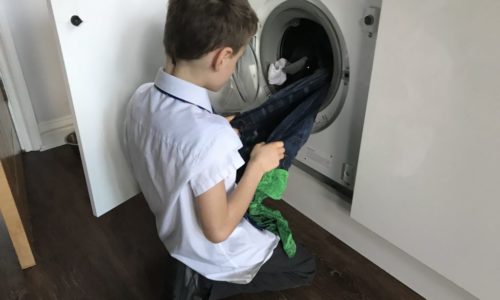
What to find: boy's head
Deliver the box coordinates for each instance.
[164,0,258,91]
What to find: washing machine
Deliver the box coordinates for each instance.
[209,0,381,194]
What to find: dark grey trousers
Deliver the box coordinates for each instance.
[204,243,316,300]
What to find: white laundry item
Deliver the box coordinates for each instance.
[268,58,288,85]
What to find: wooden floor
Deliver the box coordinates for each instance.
[0,145,423,300]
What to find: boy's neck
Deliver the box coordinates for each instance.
[164,59,208,89]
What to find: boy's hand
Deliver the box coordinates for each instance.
[224,115,236,122]
[249,141,285,174]
[195,141,284,243]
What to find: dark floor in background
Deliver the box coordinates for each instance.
[0,145,423,299]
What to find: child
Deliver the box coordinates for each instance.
[124,0,315,298]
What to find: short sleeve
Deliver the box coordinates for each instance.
[189,150,245,197]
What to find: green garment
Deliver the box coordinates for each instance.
[247,168,296,257]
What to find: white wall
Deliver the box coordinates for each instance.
[1,0,73,150]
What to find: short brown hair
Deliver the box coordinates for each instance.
[164,0,258,64]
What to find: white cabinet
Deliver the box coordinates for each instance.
[351,1,500,299]
[47,0,167,216]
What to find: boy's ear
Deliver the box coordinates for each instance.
[212,47,234,72]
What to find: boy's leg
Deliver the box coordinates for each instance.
[205,243,316,300]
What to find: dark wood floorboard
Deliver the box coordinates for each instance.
[0,145,423,299]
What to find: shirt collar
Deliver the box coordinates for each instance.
[154,68,213,113]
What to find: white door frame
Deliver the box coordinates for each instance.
[0,7,42,152]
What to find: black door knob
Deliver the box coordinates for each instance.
[364,15,375,26]
[71,15,83,26]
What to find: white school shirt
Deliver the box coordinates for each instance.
[123,68,279,283]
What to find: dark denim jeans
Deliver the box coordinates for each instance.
[230,69,330,181]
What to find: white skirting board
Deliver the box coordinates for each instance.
[38,115,74,151]
[283,165,477,300]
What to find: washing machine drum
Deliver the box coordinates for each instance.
[275,19,333,91]
[211,0,349,133]
[210,21,335,114]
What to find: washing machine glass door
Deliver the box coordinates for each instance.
[209,43,262,114]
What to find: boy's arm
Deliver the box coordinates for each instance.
[195,141,285,243]
[195,162,264,243]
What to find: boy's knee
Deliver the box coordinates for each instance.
[301,255,316,284]
[291,249,316,285]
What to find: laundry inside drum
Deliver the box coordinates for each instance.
[278,18,334,91]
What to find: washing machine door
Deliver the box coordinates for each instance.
[209,43,263,114]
